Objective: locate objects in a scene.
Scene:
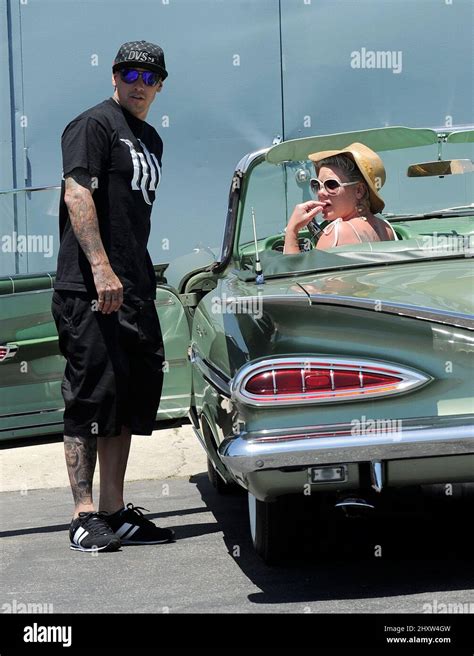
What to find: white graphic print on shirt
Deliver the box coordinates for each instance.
[120,138,161,205]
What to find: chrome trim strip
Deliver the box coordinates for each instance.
[0,281,56,295]
[156,297,176,306]
[161,394,191,400]
[191,347,232,397]
[0,393,188,420]
[238,148,271,175]
[1,415,186,432]
[219,415,474,474]
[370,460,384,493]
[231,356,431,407]
[192,425,207,452]
[238,414,473,439]
[0,407,64,419]
[0,421,64,433]
[164,359,189,367]
[262,294,310,305]
[304,292,474,331]
[0,185,61,195]
[218,293,310,306]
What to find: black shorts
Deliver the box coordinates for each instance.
[51,291,164,438]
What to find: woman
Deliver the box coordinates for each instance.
[284,142,397,253]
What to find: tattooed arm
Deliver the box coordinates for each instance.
[64,172,123,313]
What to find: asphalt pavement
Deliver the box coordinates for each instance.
[1,435,473,613]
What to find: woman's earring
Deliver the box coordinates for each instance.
[357,195,368,214]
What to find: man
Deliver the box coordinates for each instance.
[51,41,175,552]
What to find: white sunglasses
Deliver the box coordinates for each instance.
[310,178,359,195]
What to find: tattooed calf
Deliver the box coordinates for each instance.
[64,435,97,507]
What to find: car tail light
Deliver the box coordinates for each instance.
[232,357,431,406]
[246,368,398,395]
[0,344,18,363]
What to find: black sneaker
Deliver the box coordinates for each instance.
[105,503,175,545]
[69,511,121,552]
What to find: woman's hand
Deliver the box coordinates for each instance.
[283,201,327,254]
[287,201,326,234]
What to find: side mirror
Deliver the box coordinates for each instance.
[407,159,474,177]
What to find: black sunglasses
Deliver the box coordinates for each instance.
[310,177,359,195]
[119,68,161,87]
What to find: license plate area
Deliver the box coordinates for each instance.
[308,465,348,484]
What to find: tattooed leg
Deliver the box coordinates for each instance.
[64,435,98,517]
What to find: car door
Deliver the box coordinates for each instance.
[0,275,191,444]
[153,284,192,423]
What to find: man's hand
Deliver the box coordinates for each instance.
[91,263,123,314]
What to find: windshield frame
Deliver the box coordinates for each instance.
[214,148,269,273]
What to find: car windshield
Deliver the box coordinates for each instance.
[235,133,474,278]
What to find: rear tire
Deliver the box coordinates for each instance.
[248,493,292,565]
[207,457,235,495]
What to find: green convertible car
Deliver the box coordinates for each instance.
[1,126,473,562]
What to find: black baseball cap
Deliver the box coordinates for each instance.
[113,40,168,80]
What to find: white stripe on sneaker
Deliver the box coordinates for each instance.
[123,525,140,540]
[77,530,89,545]
[73,526,86,544]
[115,522,134,539]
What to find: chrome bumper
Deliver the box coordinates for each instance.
[218,415,474,476]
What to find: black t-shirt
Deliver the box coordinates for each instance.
[54,98,163,300]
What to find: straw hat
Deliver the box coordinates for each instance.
[308,142,386,213]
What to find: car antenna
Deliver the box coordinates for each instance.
[251,207,264,284]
